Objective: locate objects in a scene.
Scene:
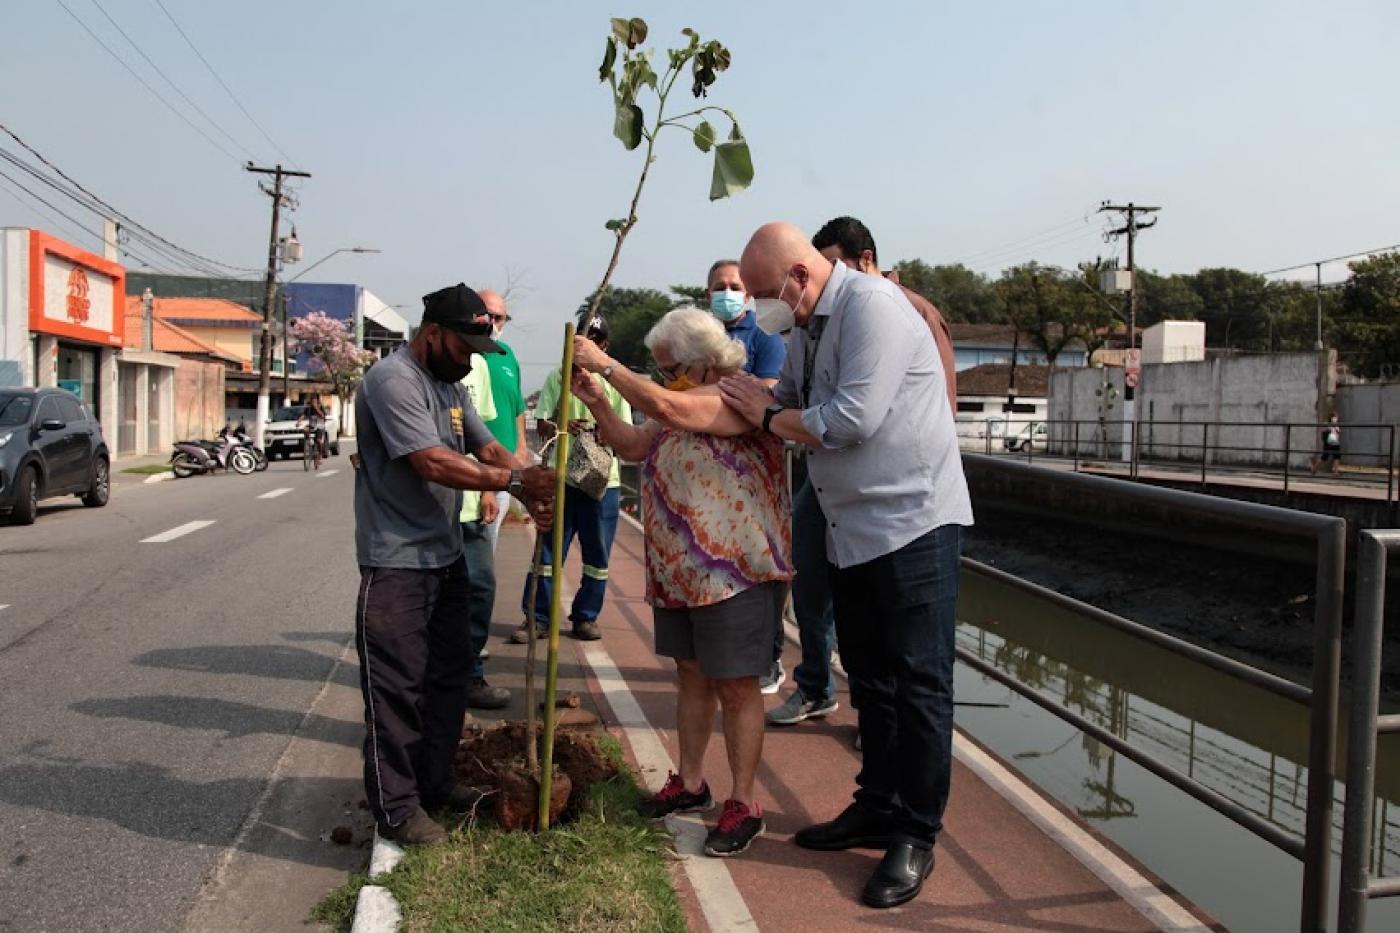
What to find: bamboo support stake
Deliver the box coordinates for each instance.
[538,323,576,830]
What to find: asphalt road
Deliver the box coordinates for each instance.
[0,452,365,932]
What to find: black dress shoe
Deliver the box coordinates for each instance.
[862,842,935,909]
[794,802,894,851]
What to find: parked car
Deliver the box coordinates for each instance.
[1004,421,1048,453]
[0,387,110,525]
[263,404,340,460]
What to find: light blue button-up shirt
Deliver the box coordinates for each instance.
[775,261,973,569]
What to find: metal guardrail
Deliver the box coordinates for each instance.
[1340,530,1400,931]
[963,419,1399,504]
[960,455,1345,932]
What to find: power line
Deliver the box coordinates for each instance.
[952,215,1091,265]
[1259,243,1400,277]
[51,0,241,163]
[0,121,260,274]
[967,226,1107,275]
[0,166,175,272]
[86,0,259,160]
[0,147,225,276]
[153,0,298,168]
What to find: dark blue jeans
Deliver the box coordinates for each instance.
[790,478,838,702]
[461,521,495,680]
[521,486,620,628]
[831,524,962,846]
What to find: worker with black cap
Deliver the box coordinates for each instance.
[354,282,556,847]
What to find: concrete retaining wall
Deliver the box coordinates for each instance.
[1336,382,1400,467]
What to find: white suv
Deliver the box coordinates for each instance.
[264,404,340,460]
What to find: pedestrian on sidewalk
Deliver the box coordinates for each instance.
[354,283,555,847]
[720,223,972,908]
[515,314,630,643]
[703,257,790,696]
[571,307,793,858]
[477,289,529,550]
[768,217,959,735]
[1311,414,1342,475]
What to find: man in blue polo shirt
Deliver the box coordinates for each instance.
[705,257,788,694]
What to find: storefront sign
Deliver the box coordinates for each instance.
[28,230,125,347]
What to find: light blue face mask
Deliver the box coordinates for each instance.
[709,289,747,323]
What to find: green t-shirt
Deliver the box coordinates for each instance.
[484,341,525,453]
[534,367,631,488]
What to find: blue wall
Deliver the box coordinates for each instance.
[954,347,1087,371]
[285,282,359,324]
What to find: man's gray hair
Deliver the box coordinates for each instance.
[644,306,747,372]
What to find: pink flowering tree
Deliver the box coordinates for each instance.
[289,311,376,432]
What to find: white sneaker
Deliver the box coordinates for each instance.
[767,689,839,725]
[759,662,786,696]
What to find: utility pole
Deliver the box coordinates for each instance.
[1100,202,1159,465]
[246,162,310,448]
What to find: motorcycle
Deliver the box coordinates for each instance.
[224,420,268,472]
[170,431,257,478]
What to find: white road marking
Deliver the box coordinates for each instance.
[140,520,215,543]
[258,487,294,499]
[315,469,339,478]
[0,605,9,612]
[582,642,758,932]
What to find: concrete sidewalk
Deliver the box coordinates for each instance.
[499,520,1222,931]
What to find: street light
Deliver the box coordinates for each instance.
[281,247,380,398]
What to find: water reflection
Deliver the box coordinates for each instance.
[955,567,1399,917]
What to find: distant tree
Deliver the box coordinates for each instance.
[893,259,1001,323]
[1333,252,1400,377]
[668,284,707,305]
[1189,268,1278,351]
[289,311,376,433]
[995,263,1115,365]
[1135,270,1205,327]
[577,286,677,371]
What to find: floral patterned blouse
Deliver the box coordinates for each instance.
[641,426,793,609]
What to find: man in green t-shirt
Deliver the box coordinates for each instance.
[515,314,631,642]
[479,290,528,550]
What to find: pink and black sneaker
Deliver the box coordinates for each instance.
[703,799,765,857]
[637,772,714,820]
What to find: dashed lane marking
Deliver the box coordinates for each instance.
[315,469,339,478]
[140,520,216,543]
[258,488,294,499]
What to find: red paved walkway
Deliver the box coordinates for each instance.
[492,520,1220,932]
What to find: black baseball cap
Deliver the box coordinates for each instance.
[421,283,505,355]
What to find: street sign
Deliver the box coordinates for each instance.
[1125,348,1142,389]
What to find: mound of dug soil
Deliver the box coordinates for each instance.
[454,721,619,830]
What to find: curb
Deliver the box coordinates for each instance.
[141,471,174,484]
[349,831,404,932]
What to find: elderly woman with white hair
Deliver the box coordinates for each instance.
[570,306,792,858]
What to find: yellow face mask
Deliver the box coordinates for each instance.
[665,373,701,392]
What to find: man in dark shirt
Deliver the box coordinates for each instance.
[354,283,554,847]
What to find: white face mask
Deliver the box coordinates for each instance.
[754,271,801,335]
[492,325,504,340]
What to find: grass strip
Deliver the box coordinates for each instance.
[312,735,684,932]
[120,464,172,475]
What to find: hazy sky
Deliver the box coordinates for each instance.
[4,1,1397,390]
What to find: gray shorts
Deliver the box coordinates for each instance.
[653,581,787,680]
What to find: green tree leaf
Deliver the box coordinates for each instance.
[692,121,715,152]
[709,137,753,200]
[610,18,631,43]
[614,102,643,150]
[612,16,648,49]
[604,219,626,231]
[598,37,617,82]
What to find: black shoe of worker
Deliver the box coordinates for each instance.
[422,783,486,814]
[861,841,935,909]
[377,807,447,847]
[794,802,894,851]
[572,619,602,641]
[466,678,510,710]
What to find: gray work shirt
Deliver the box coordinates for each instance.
[775,260,973,569]
[354,346,495,569]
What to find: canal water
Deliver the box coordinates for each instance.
[954,565,1400,932]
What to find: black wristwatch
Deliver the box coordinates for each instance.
[508,468,525,501]
[761,402,785,433]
